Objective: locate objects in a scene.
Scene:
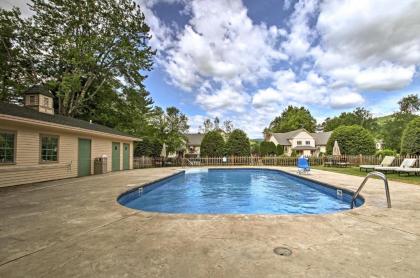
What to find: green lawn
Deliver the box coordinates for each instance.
[312,166,420,185]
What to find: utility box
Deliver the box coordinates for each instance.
[94,157,107,174]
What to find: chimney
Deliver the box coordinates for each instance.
[263,129,272,141]
[23,85,54,115]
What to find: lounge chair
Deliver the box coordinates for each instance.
[359,156,395,172]
[374,158,417,173]
[297,157,310,174]
[397,168,420,176]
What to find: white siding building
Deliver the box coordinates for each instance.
[266,129,332,157]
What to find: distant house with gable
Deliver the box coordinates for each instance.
[184,133,205,158]
[182,130,227,158]
[265,128,332,157]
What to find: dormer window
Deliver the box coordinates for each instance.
[305,141,311,145]
[297,141,302,145]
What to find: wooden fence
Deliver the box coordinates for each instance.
[133,155,420,169]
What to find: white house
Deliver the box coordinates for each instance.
[184,133,205,158]
[265,129,332,157]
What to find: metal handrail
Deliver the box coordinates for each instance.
[351,171,391,209]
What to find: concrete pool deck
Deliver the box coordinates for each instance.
[0,167,419,277]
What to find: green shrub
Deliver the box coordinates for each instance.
[260,141,277,156]
[375,149,397,157]
[276,144,284,155]
[225,129,251,156]
[401,117,420,155]
[200,131,225,157]
[251,143,260,155]
[326,125,376,155]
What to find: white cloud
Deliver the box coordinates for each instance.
[282,0,318,59]
[252,88,283,108]
[313,0,420,91]
[195,86,250,113]
[317,0,420,66]
[163,0,287,91]
[354,65,415,91]
[328,64,415,91]
[329,90,364,109]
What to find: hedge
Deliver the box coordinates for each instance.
[200,131,225,157]
[401,117,420,155]
[326,125,376,155]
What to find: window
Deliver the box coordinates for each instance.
[44,97,49,107]
[297,141,302,145]
[40,135,59,163]
[29,95,35,105]
[0,131,15,164]
[305,141,311,145]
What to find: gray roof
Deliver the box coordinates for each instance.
[185,133,205,146]
[0,102,139,139]
[271,129,307,145]
[310,131,332,145]
[24,85,53,98]
[271,129,331,146]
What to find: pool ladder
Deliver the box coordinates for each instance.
[351,171,391,209]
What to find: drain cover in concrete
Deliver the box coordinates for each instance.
[273,247,292,256]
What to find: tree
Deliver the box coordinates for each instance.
[223,120,234,134]
[201,117,232,133]
[268,106,316,133]
[0,8,34,102]
[323,107,377,132]
[152,107,189,156]
[399,94,420,114]
[225,129,250,156]
[134,137,162,157]
[381,113,416,152]
[326,125,376,155]
[4,0,155,116]
[200,131,225,157]
[213,117,220,130]
[250,143,260,156]
[260,141,277,156]
[82,86,157,137]
[400,117,420,155]
[380,94,420,152]
[203,119,214,133]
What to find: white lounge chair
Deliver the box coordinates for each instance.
[359,156,395,172]
[397,168,420,176]
[374,158,417,173]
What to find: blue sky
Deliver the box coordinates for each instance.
[2,0,420,138]
[139,0,420,138]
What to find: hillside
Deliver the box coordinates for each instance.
[375,114,393,127]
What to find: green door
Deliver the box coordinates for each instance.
[123,143,130,170]
[112,142,120,171]
[78,139,91,177]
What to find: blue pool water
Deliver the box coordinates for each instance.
[118,169,364,214]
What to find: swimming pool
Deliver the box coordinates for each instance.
[118,168,364,214]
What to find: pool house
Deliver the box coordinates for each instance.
[0,86,140,187]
